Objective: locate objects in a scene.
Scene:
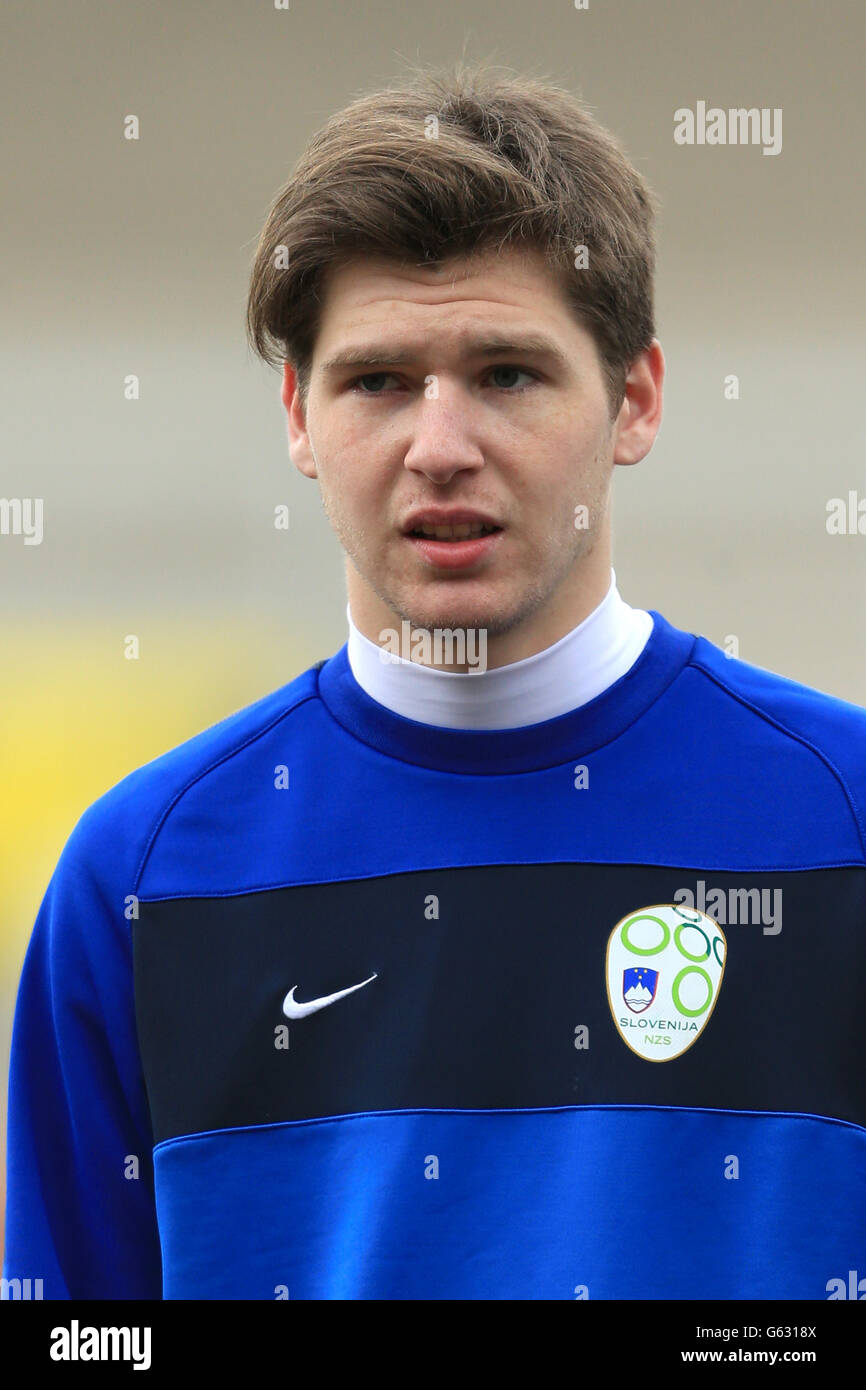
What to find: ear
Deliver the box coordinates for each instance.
[282,362,318,479]
[611,339,665,466]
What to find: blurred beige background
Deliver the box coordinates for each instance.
[2,0,865,1259]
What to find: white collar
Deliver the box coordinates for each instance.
[346,569,653,729]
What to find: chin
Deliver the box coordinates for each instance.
[394,593,530,640]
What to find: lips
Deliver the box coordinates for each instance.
[402,510,503,541]
[404,528,504,570]
[409,521,500,540]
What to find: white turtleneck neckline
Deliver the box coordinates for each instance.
[345,569,653,730]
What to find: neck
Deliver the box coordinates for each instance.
[346,568,654,730]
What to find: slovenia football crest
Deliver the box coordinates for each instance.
[605,904,726,1062]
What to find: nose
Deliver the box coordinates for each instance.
[402,384,485,485]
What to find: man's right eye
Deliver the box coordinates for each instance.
[348,373,399,394]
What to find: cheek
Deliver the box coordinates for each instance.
[522,448,608,540]
[319,463,388,542]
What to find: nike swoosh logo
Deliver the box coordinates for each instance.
[282,973,378,1020]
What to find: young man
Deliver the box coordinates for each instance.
[4,63,866,1301]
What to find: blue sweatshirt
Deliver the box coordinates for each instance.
[4,610,866,1299]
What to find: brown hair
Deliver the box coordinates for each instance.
[246,59,658,419]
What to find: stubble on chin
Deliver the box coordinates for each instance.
[330,490,596,643]
[374,571,559,642]
[386,523,595,639]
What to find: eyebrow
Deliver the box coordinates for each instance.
[319,333,572,375]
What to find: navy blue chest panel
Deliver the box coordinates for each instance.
[133,862,865,1146]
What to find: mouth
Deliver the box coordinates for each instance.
[406,521,502,541]
[402,518,505,570]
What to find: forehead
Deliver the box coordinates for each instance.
[312,245,589,364]
[321,243,560,297]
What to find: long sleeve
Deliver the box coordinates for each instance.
[3,808,163,1298]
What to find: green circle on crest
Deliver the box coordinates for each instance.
[672,965,713,1017]
[674,922,711,962]
[621,914,670,956]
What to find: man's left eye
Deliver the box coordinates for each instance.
[487,365,536,390]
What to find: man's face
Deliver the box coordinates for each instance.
[284,246,659,650]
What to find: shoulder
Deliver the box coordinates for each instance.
[687,633,866,746]
[57,661,325,892]
[685,632,866,834]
